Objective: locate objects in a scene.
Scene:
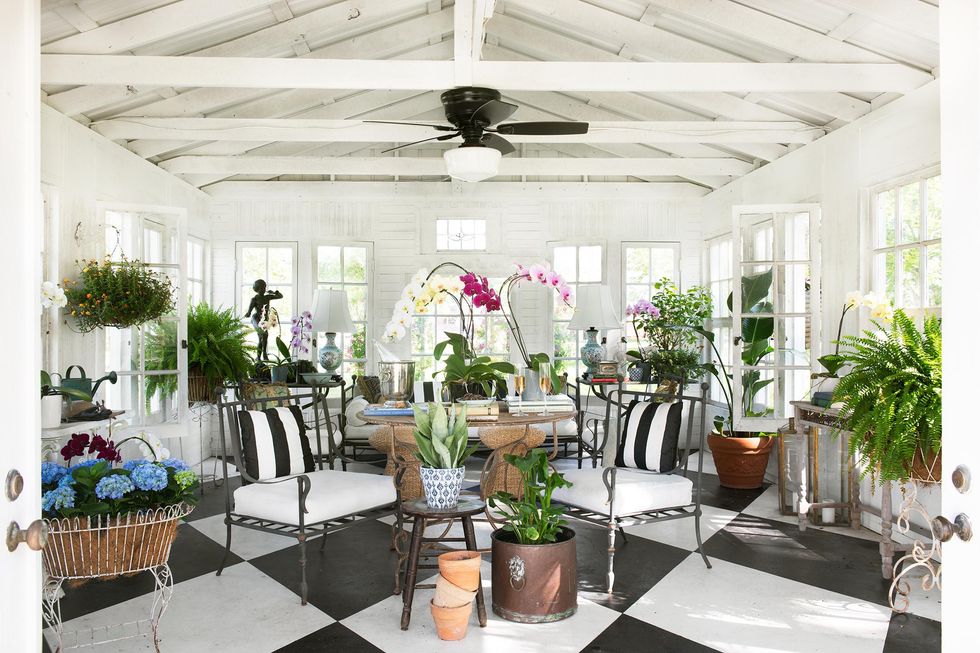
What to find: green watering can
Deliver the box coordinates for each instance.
[61,365,118,399]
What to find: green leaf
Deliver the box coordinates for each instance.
[276,336,291,360]
[728,267,773,313]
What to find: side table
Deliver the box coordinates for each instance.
[570,377,624,468]
[398,497,488,631]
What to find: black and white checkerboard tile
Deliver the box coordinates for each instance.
[45,456,941,653]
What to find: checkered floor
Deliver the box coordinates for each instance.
[44,454,941,652]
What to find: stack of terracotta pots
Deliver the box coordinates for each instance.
[430,550,481,641]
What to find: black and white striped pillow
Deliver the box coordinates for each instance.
[238,405,315,480]
[614,400,683,472]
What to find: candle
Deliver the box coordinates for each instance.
[822,507,835,524]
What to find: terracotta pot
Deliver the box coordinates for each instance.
[434,575,477,608]
[490,527,577,623]
[707,433,775,489]
[430,600,473,640]
[908,447,942,484]
[438,550,481,592]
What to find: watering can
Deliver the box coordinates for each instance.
[61,365,118,399]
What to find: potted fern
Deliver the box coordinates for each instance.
[489,449,576,623]
[412,402,478,509]
[832,310,941,484]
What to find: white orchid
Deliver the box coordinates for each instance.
[870,303,895,322]
[40,281,67,309]
[395,312,412,328]
[861,291,886,308]
[136,431,170,461]
[844,290,863,308]
[394,298,413,314]
[383,322,406,342]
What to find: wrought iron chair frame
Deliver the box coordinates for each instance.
[216,388,397,605]
[559,383,713,593]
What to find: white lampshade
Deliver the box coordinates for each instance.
[567,284,621,331]
[443,146,501,182]
[310,288,355,334]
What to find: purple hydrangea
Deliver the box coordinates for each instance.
[42,485,76,513]
[131,463,168,491]
[41,462,67,486]
[95,474,135,500]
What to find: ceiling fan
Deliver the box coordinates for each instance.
[365,87,589,181]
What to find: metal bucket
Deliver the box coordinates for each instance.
[490,527,577,623]
[378,360,415,406]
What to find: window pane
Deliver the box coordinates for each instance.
[877,190,896,248]
[553,323,577,362]
[554,283,575,320]
[780,264,809,314]
[926,176,941,240]
[242,247,266,282]
[625,247,650,283]
[625,284,647,307]
[412,316,435,354]
[901,247,921,307]
[344,247,366,282]
[782,212,809,261]
[742,216,774,262]
[346,285,366,321]
[579,246,602,282]
[651,247,675,280]
[899,182,920,244]
[267,247,293,284]
[317,246,341,283]
[926,243,941,306]
[553,246,576,280]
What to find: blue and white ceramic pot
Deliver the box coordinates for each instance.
[419,466,466,509]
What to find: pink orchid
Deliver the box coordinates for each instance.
[545,271,562,287]
[515,263,531,279]
[529,264,548,284]
[559,284,573,303]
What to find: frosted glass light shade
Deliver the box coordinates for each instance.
[567,285,621,331]
[310,288,355,334]
[443,146,501,182]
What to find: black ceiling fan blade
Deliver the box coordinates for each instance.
[380,131,460,153]
[470,99,518,126]
[481,133,516,155]
[363,120,457,132]
[494,121,590,135]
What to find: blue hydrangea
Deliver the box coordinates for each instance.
[95,474,135,500]
[41,485,76,513]
[41,462,67,486]
[57,474,74,489]
[68,459,102,473]
[160,457,191,472]
[122,459,152,472]
[130,463,168,491]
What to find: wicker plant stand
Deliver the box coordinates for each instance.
[41,503,193,652]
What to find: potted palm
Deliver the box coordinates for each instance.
[412,402,478,509]
[832,310,941,484]
[489,449,576,623]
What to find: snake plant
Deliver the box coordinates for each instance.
[412,402,478,469]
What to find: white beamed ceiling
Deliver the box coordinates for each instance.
[39,0,939,191]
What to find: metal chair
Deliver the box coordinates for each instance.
[216,389,397,605]
[554,383,713,593]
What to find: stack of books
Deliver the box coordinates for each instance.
[505,395,575,412]
[362,404,416,417]
[452,403,499,421]
[585,375,621,384]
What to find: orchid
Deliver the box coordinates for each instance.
[820,290,896,377]
[289,311,314,357]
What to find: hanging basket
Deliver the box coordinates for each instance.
[42,503,193,582]
[907,446,942,485]
[187,369,213,403]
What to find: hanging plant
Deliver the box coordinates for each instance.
[64,257,176,332]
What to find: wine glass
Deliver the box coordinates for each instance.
[538,362,552,415]
[512,367,527,416]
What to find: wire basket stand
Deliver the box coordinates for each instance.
[41,503,194,652]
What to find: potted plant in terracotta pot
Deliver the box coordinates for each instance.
[489,448,576,623]
[412,401,478,509]
[832,310,941,484]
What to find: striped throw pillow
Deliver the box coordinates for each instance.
[614,400,683,472]
[238,405,315,480]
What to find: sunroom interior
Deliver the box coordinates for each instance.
[4,1,973,652]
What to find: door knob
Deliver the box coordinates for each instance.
[932,514,973,543]
[6,520,48,552]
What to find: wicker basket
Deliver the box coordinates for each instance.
[187,369,212,403]
[479,427,546,498]
[907,447,942,485]
[42,503,193,581]
[369,427,424,500]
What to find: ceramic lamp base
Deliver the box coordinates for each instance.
[580,328,603,378]
[318,332,343,374]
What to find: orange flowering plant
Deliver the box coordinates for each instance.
[64,258,175,332]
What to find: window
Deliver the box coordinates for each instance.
[187,237,206,306]
[871,173,941,313]
[705,235,733,402]
[316,244,370,378]
[552,243,603,380]
[237,242,297,348]
[622,242,680,352]
[411,278,510,381]
[436,218,486,251]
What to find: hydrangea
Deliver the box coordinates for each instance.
[174,470,198,490]
[95,474,135,500]
[57,474,74,489]
[131,463,168,491]
[160,458,191,472]
[41,462,67,486]
[68,459,102,473]
[41,485,76,513]
[123,459,152,472]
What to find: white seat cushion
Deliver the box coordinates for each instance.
[234,469,396,526]
[553,467,693,517]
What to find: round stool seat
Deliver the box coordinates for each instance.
[401,496,486,519]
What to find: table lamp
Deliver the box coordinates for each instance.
[310,288,355,376]
[567,284,621,378]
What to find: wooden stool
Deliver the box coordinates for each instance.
[399,496,488,631]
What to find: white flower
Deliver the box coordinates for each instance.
[411,268,428,285]
[395,312,412,328]
[861,291,885,308]
[136,431,170,461]
[394,298,412,315]
[446,277,464,295]
[40,281,67,309]
[845,290,863,308]
[870,303,894,322]
[384,322,406,341]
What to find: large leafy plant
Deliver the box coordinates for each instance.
[627,278,712,381]
[64,258,175,332]
[832,310,941,483]
[145,303,255,399]
[490,449,572,545]
[412,402,478,469]
[434,331,515,397]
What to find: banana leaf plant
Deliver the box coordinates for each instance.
[434,331,516,398]
[412,401,478,469]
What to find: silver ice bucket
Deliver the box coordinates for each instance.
[378,360,415,407]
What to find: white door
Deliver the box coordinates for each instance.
[939,2,979,649]
[730,204,821,433]
[0,0,43,649]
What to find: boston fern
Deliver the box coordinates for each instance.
[832,310,941,483]
[490,449,572,545]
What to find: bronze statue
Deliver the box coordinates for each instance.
[244,279,282,360]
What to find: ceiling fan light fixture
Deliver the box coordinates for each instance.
[443,146,501,182]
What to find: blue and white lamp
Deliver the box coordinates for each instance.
[310,288,355,376]
[567,284,622,379]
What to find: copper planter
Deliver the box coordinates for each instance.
[490,527,577,623]
[707,433,775,489]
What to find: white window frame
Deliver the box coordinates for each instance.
[435,218,487,252]
[867,166,941,317]
[235,241,299,320]
[731,204,821,433]
[313,242,372,378]
[704,234,734,403]
[549,241,606,380]
[621,241,681,350]
[186,236,208,306]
